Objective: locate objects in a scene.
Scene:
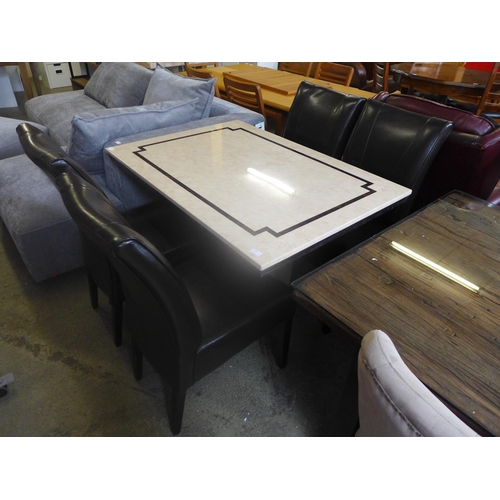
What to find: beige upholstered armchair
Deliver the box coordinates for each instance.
[357,330,479,437]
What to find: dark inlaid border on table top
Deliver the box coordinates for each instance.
[130,125,376,238]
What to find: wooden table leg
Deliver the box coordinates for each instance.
[16,62,33,100]
[29,63,42,97]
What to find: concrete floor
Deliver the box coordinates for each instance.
[0,86,360,436]
[0,219,358,437]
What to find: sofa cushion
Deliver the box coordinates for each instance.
[25,90,106,148]
[143,65,215,120]
[84,62,154,108]
[0,154,84,281]
[68,99,198,174]
[0,117,49,160]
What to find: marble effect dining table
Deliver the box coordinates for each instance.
[106,120,411,275]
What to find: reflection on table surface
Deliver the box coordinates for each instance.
[392,62,491,87]
[293,191,500,436]
[106,120,410,274]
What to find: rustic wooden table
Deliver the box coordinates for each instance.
[392,62,490,101]
[293,191,500,436]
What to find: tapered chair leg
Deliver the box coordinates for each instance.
[111,301,123,347]
[87,272,98,309]
[130,335,143,380]
[164,383,186,436]
[274,315,294,369]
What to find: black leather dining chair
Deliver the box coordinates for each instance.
[16,122,198,347]
[342,99,453,221]
[57,170,295,435]
[283,81,367,159]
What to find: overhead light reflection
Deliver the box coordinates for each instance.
[247,168,295,194]
[391,241,479,293]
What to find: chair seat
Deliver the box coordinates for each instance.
[122,199,201,264]
[172,252,294,380]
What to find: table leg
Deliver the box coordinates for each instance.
[29,63,42,97]
[330,350,360,436]
[17,63,33,100]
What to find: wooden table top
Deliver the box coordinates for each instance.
[205,64,375,112]
[106,120,410,274]
[392,62,491,99]
[293,191,500,436]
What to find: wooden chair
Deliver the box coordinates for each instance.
[223,73,285,135]
[184,65,220,98]
[184,62,219,70]
[278,62,313,77]
[372,62,400,93]
[313,62,354,86]
[476,63,500,120]
[451,63,500,120]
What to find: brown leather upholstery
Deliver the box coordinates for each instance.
[375,91,500,208]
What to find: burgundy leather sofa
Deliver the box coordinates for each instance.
[374,91,500,209]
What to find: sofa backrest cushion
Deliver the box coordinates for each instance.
[143,65,215,120]
[68,99,198,174]
[84,62,154,109]
[375,91,495,136]
[374,91,500,205]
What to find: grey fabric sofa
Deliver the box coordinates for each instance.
[0,62,265,281]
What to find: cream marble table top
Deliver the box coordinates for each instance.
[106,120,411,272]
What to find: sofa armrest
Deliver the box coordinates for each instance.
[466,129,500,199]
[0,117,49,160]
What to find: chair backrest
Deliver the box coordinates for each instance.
[357,330,479,437]
[332,62,368,89]
[313,62,354,86]
[476,62,500,116]
[342,99,453,216]
[57,169,202,385]
[184,66,220,98]
[223,74,267,125]
[184,62,219,70]
[55,169,129,297]
[372,62,391,92]
[283,81,366,159]
[16,122,106,195]
[278,62,312,77]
